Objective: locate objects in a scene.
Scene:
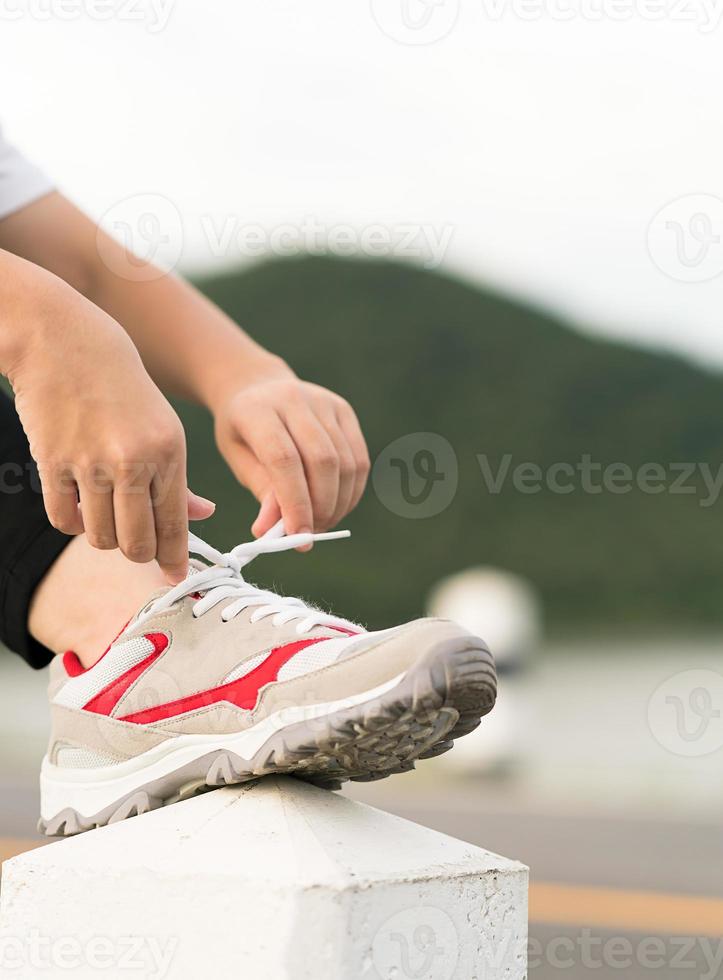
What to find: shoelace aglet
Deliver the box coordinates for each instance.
[276,528,351,550]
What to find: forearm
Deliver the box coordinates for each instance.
[0,247,83,381]
[91,266,292,411]
[0,192,291,408]
[0,192,370,539]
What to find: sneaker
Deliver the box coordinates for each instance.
[40,523,496,835]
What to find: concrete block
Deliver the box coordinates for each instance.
[1,777,528,979]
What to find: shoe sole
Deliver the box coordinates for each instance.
[39,636,495,836]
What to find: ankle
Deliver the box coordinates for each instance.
[29,536,167,668]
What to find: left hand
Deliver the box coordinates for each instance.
[214,376,370,539]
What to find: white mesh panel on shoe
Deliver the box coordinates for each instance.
[221,651,268,684]
[222,634,369,687]
[53,636,156,710]
[276,643,340,681]
[55,746,123,769]
[276,632,381,682]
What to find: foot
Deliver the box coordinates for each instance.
[40,523,496,835]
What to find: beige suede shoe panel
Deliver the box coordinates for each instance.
[48,703,171,764]
[113,602,342,718]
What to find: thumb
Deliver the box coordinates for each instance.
[188,489,216,521]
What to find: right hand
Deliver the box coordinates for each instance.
[7,276,214,583]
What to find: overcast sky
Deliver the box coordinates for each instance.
[3,0,723,367]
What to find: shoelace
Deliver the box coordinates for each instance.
[135,521,354,636]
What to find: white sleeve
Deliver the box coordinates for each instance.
[0,126,54,221]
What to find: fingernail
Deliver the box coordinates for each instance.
[296,527,313,552]
[194,494,216,510]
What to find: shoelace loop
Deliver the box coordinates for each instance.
[135,521,353,635]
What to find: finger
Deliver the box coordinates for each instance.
[252,491,281,538]
[217,440,286,539]
[77,466,117,551]
[151,454,189,584]
[114,479,156,564]
[317,412,356,527]
[335,400,371,511]
[220,439,269,503]
[236,410,313,536]
[41,465,83,536]
[282,405,340,531]
[188,489,216,522]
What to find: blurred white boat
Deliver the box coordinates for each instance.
[427,567,542,773]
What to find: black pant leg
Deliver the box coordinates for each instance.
[0,389,71,667]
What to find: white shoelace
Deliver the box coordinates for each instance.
[135,521,355,636]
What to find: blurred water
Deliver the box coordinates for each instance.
[479,638,723,818]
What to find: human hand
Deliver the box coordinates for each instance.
[213,374,370,540]
[6,273,214,582]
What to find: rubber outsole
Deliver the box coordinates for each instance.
[39,636,496,836]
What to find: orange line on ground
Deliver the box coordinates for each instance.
[0,838,45,864]
[530,882,723,936]
[2,836,722,939]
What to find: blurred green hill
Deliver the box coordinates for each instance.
[182,255,723,633]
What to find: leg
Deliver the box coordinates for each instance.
[29,537,166,668]
[0,389,165,669]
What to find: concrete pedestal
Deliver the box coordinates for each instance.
[1,777,528,979]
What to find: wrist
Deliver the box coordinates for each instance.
[0,256,74,382]
[1,256,139,389]
[197,348,294,415]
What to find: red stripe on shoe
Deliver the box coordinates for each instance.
[118,637,324,725]
[82,634,169,716]
[62,651,86,678]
